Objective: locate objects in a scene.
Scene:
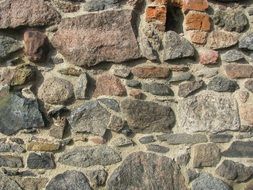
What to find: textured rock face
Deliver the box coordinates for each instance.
[52,10,140,67]
[0,35,23,59]
[0,172,22,190]
[0,93,44,135]
[0,0,61,28]
[121,98,175,133]
[207,76,239,92]
[131,66,170,79]
[46,170,91,190]
[223,141,253,157]
[27,152,55,169]
[224,64,253,79]
[107,152,188,190]
[178,92,240,133]
[239,32,253,50]
[59,146,121,167]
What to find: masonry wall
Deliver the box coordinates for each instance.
[0,0,253,189]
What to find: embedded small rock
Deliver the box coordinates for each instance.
[131,66,170,79]
[239,32,253,50]
[224,64,253,79]
[142,82,174,96]
[27,152,55,169]
[207,76,239,92]
[178,80,204,98]
[0,35,23,59]
[222,141,253,157]
[221,50,244,62]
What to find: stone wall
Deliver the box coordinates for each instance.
[0,0,253,189]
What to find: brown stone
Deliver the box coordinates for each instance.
[185,12,211,31]
[0,0,60,28]
[129,89,143,99]
[26,139,60,152]
[240,104,253,125]
[24,30,49,62]
[188,30,208,44]
[145,6,167,24]
[182,0,209,12]
[224,64,253,79]
[93,74,126,97]
[131,66,170,79]
[192,143,221,168]
[52,10,140,67]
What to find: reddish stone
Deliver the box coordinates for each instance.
[145,6,167,24]
[199,49,219,65]
[24,30,49,62]
[240,105,253,125]
[182,0,209,12]
[185,12,211,31]
[89,136,106,144]
[224,64,253,79]
[188,30,208,44]
[131,66,170,78]
[94,74,127,97]
[129,89,143,99]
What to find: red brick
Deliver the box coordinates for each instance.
[146,6,167,24]
[185,12,211,31]
[182,0,209,11]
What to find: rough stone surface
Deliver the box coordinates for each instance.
[224,64,253,79]
[38,77,74,105]
[239,32,253,50]
[209,134,233,143]
[157,133,208,144]
[0,0,61,28]
[222,141,253,157]
[146,144,169,153]
[178,92,240,133]
[131,66,170,79]
[0,172,22,190]
[46,170,91,190]
[139,135,156,144]
[178,80,204,98]
[59,146,121,167]
[199,49,219,65]
[185,12,211,31]
[0,35,23,59]
[26,139,60,152]
[121,98,175,133]
[0,93,44,135]
[111,136,133,147]
[245,79,253,93]
[27,152,55,169]
[163,31,195,60]
[75,73,88,100]
[192,173,231,190]
[86,169,108,188]
[97,98,120,112]
[216,160,253,182]
[68,101,111,136]
[0,155,23,168]
[182,0,208,11]
[52,10,140,67]
[142,82,173,96]
[207,76,239,92]
[83,0,120,12]
[107,152,188,190]
[240,104,253,125]
[221,50,244,62]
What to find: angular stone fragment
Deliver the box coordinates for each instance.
[38,77,74,105]
[59,146,121,167]
[85,169,108,188]
[157,133,207,144]
[178,92,240,133]
[221,50,244,62]
[192,173,231,190]
[26,139,60,152]
[170,72,192,82]
[107,152,187,190]
[146,144,169,153]
[239,32,253,50]
[0,93,44,135]
[209,134,233,143]
[139,136,156,144]
[58,67,82,76]
[93,74,126,97]
[142,82,173,96]
[163,31,194,61]
[192,143,221,168]
[188,30,208,44]
[0,172,22,190]
[50,117,66,139]
[207,76,239,92]
[0,0,61,28]
[97,98,120,112]
[16,177,48,190]
[178,80,204,98]
[83,0,120,11]
[112,65,130,78]
[216,160,253,182]
[0,35,23,59]
[245,79,253,93]
[27,152,55,169]
[185,12,211,31]
[121,98,175,133]
[111,136,133,147]
[224,64,253,79]
[0,155,23,168]
[198,48,219,65]
[131,66,170,79]
[75,73,88,100]
[68,101,111,136]
[46,170,91,190]
[24,30,49,62]
[52,10,140,67]
[206,31,239,49]
[126,80,141,88]
[222,141,253,157]
[240,104,253,125]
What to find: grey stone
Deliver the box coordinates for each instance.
[142,82,174,96]
[68,101,111,137]
[75,73,88,100]
[86,169,108,188]
[222,141,253,157]
[16,177,48,190]
[245,79,253,93]
[126,80,141,88]
[186,169,199,184]
[178,80,204,98]
[221,50,244,62]
[27,152,55,169]
[0,93,44,135]
[178,92,240,133]
[0,142,25,153]
[139,34,159,61]
[107,152,188,190]
[59,146,121,167]
[111,136,133,147]
[213,9,248,33]
[0,155,23,168]
[139,136,156,144]
[107,115,125,133]
[83,0,119,12]
[192,173,231,190]
[176,152,190,166]
[0,35,23,59]
[157,133,207,144]
[216,160,253,182]
[169,72,192,82]
[239,32,253,50]
[97,98,120,112]
[46,170,91,190]
[163,31,194,61]
[192,143,221,168]
[112,65,131,78]
[207,76,239,92]
[209,134,233,143]
[195,68,218,78]
[0,172,22,190]
[146,144,169,153]
[121,98,175,133]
